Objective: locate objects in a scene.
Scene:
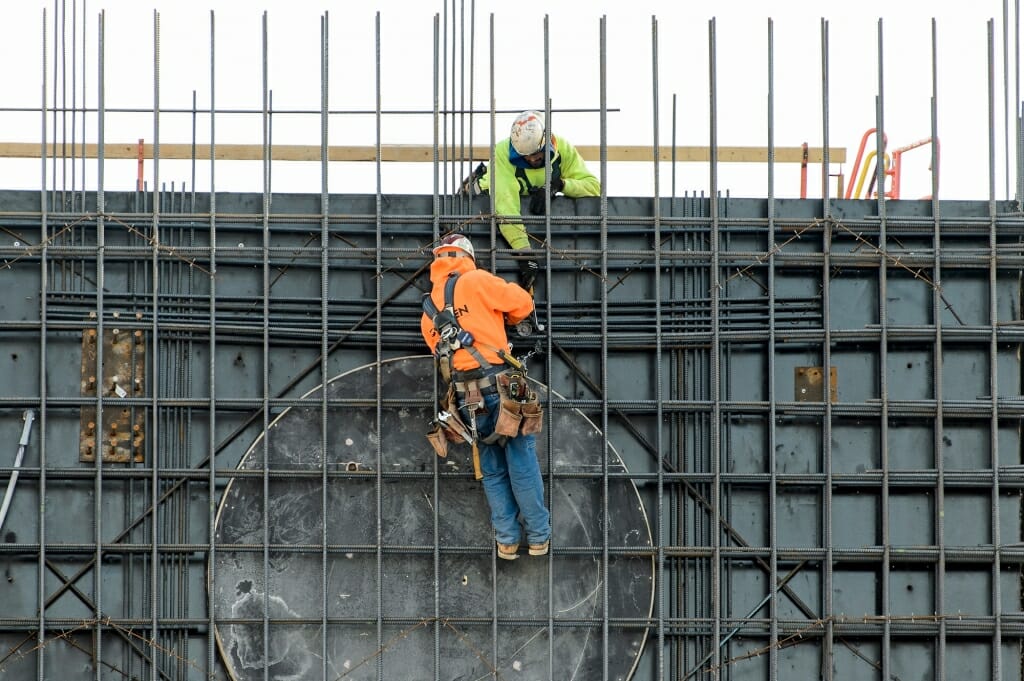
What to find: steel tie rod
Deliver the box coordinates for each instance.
[0,409,36,532]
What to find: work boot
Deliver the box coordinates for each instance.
[528,540,549,556]
[496,542,519,560]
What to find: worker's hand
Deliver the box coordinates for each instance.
[518,258,539,291]
[528,178,563,215]
[528,188,546,215]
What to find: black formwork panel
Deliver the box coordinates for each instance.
[0,189,1021,680]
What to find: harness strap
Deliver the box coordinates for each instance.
[443,271,458,305]
[514,155,562,194]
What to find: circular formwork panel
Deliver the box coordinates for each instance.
[212,356,653,681]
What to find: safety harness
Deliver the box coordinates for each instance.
[421,272,520,384]
[513,155,561,194]
[423,271,540,478]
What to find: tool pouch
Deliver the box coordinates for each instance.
[444,414,471,442]
[426,425,449,458]
[436,384,473,443]
[494,398,523,437]
[518,393,543,435]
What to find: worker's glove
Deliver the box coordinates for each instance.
[459,162,487,196]
[527,177,564,215]
[518,258,539,291]
[528,187,546,215]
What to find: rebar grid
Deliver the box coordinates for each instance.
[0,3,1022,681]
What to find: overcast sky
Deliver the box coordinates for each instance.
[0,1,1017,201]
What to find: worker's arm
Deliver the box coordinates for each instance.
[420,311,440,354]
[554,135,601,198]
[491,142,531,250]
[488,274,534,326]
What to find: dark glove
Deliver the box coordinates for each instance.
[528,187,546,215]
[518,258,539,291]
[527,177,564,215]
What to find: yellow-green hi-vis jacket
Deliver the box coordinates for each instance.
[477,133,601,250]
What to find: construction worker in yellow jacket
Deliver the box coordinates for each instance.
[420,233,551,560]
[475,110,601,289]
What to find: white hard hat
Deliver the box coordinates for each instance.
[510,110,546,156]
[433,233,475,260]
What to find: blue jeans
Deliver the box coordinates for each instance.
[460,391,550,546]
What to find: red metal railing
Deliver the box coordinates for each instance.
[843,128,938,200]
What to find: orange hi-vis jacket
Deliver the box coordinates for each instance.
[420,254,534,372]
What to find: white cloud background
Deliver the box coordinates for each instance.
[0,0,1016,200]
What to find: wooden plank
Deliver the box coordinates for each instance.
[0,141,846,164]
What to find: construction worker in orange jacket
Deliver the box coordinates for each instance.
[420,233,551,560]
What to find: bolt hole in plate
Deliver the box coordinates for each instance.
[212,356,653,681]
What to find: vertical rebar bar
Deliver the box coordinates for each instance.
[1003,0,1010,199]
[457,0,466,211]
[259,11,271,681]
[36,9,49,681]
[190,91,197,209]
[467,0,477,217]
[92,24,105,669]
[374,14,384,681]
[485,15,500,679]
[985,19,1004,681]
[435,12,441,216]
[319,12,330,681]
[205,12,217,681]
[431,19,442,679]
[707,16,722,678]
[149,10,161,679]
[488,14,496,274]
[71,0,76,200]
[442,1,450,202]
[650,14,666,681]
[60,0,66,205]
[80,0,86,210]
[875,18,892,681]
[671,94,677,204]
[1016,0,1022,204]
[929,18,948,681]
[542,15,555,679]
[50,0,58,209]
[599,12,611,678]
[766,19,779,681]
[819,17,835,681]
[149,10,162,675]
